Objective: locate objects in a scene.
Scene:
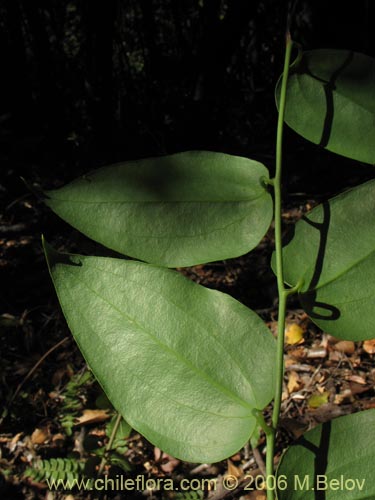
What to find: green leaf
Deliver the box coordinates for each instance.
[43,239,276,463]
[276,49,375,164]
[45,151,273,267]
[275,178,375,340]
[277,409,375,499]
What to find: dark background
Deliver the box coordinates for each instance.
[2,2,375,350]
[2,0,375,376]
[2,0,375,191]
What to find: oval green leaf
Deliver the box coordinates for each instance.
[277,409,375,499]
[275,178,375,340]
[45,151,273,268]
[276,49,375,164]
[43,239,276,463]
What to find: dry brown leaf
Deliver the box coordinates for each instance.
[363,339,375,354]
[75,409,111,426]
[266,321,278,337]
[282,389,289,401]
[285,358,297,368]
[280,417,308,438]
[362,401,375,409]
[347,375,367,384]
[226,458,243,478]
[52,433,65,443]
[154,447,180,473]
[89,429,106,438]
[312,402,351,423]
[288,346,307,360]
[31,428,49,445]
[143,461,153,472]
[327,335,340,344]
[334,389,353,405]
[8,432,23,452]
[245,492,267,500]
[349,382,371,395]
[287,371,302,394]
[285,323,304,345]
[333,340,355,354]
[329,350,342,362]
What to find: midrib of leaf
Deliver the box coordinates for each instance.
[87,261,259,407]
[47,192,266,204]
[63,266,254,413]
[59,273,252,421]
[85,206,267,240]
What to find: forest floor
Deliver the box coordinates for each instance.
[2,173,375,500]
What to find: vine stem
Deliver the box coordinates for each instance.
[98,412,123,476]
[264,32,293,500]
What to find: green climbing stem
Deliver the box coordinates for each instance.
[98,412,123,476]
[266,32,294,500]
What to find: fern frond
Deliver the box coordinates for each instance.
[24,457,84,483]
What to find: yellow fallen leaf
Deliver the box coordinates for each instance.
[285,323,304,345]
[308,391,329,409]
[75,409,111,426]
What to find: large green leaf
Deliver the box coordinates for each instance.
[276,49,375,164]
[277,409,375,499]
[43,239,276,463]
[275,178,375,340]
[45,151,273,267]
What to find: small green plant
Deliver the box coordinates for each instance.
[24,457,85,484]
[173,491,204,500]
[24,414,131,487]
[42,31,375,499]
[58,368,93,436]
